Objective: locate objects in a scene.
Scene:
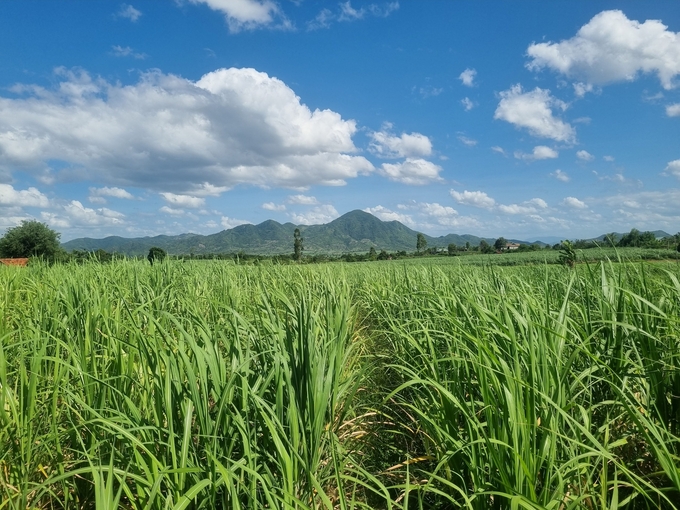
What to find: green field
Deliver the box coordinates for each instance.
[2,258,680,509]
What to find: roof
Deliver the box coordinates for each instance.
[0,258,29,267]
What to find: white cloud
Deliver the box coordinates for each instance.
[308,2,398,30]
[514,145,558,161]
[491,146,507,156]
[221,216,251,229]
[287,194,318,205]
[551,169,570,182]
[379,158,443,185]
[665,159,680,178]
[117,4,142,22]
[160,206,185,216]
[289,204,338,225]
[458,135,477,147]
[573,82,594,97]
[43,200,125,227]
[188,0,290,32]
[160,193,205,208]
[494,84,575,143]
[498,198,547,215]
[527,10,680,90]
[0,67,374,192]
[576,150,594,161]
[562,196,588,209]
[604,155,615,162]
[111,45,147,59]
[339,1,365,21]
[0,184,50,208]
[369,127,432,158]
[262,202,286,211]
[307,8,334,30]
[450,188,495,209]
[667,104,680,117]
[364,205,414,225]
[89,186,134,200]
[419,86,443,98]
[459,68,477,87]
[461,97,475,111]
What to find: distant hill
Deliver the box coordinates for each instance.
[63,211,675,257]
[63,210,502,256]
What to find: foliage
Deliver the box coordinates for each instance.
[293,227,304,262]
[416,232,427,252]
[494,236,507,251]
[558,239,577,267]
[0,220,62,260]
[479,239,493,254]
[2,258,680,508]
[147,246,167,265]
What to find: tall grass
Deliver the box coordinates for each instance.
[0,259,679,508]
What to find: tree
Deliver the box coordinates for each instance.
[494,237,507,252]
[368,246,377,260]
[479,240,492,254]
[147,247,167,265]
[293,228,304,262]
[416,233,427,253]
[0,220,61,260]
[448,243,457,256]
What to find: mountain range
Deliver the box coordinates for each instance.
[62,210,672,257]
[63,210,504,256]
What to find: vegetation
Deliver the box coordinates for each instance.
[293,227,304,262]
[0,220,62,260]
[147,246,167,265]
[1,257,680,509]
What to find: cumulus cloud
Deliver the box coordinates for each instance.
[89,186,134,200]
[0,67,374,192]
[459,68,477,87]
[262,202,286,211]
[364,205,414,225]
[498,198,547,215]
[287,194,319,205]
[42,200,125,228]
[461,97,475,111]
[494,85,575,143]
[379,158,443,185]
[514,145,558,161]
[188,0,290,32]
[0,184,50,208]
[491,146,507,157]
[221,216,251,229]
[450,188,495,209]
[527,10,680,90]
[369,126,432,158]
[289,204,338,225]
[551,169,570,182]
[604,155,615,162]
[665,159,680,178]
[562,196,588,209]
[116,4,141,22]
[576,150,595,161]
[667,104,680,117]
[160,193,205,208]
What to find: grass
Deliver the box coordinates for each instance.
[0,258,679,508]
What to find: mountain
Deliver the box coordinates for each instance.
[62,210,499,256]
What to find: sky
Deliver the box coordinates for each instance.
[1,1,679,242]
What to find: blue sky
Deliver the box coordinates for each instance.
[1,1,679,242]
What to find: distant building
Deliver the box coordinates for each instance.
[505,243,520,251]
[0,258,29,266]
